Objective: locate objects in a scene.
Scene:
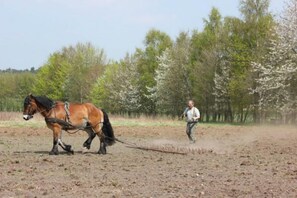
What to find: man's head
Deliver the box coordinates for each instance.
[188,100,195,108]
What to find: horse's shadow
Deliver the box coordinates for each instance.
[13,150,101,155]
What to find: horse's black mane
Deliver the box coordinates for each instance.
[34,96,55,110]
[24,96,30,106]
[24,95,55,110]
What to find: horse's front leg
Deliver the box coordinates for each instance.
[58,138,74,154]
[49,127,62,155]
[49,131,59,155]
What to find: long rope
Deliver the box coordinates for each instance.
[103,135,187,155]
[126,145,187,155]
[104,135,137,147]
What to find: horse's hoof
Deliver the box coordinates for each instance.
[83,143,91,150]
[65,145,72,150]
[98,150,107,155]
[82,147,89,154]
[65,145,74,154]
[49,151,59,155]
[83,144,91,150]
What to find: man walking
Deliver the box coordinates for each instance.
[182,100,200,143]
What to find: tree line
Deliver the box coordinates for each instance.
[1,0,296,123]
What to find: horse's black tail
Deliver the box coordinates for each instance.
[102,110,115,146]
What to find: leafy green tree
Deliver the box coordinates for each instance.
[191,7,223,121]
[33,42,106,102]
[33,53,70,99]
[90,62,121,111]
[239,0,275,122]
[62,43,106,102]
[16,72,35,98]
[0,71,34,111]
[135,29,173,114]
[221,17,251,122]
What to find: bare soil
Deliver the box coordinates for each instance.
[1,121,297,197]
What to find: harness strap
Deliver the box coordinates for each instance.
[45,117,74,129]
[64,102,71,123]
[45,117,102,133]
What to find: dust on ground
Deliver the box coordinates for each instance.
[0,120,297,197]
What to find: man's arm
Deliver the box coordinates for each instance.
[180,108,188,119]
[193,108,200,120]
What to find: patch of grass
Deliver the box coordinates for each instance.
[0,116,240,129]
[200,121,254,126]
[111,119,239,127]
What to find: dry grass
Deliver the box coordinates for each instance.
[0,112,185,128]
[0,112,44,128]
[0,112,23,121]
[2,112,296,129]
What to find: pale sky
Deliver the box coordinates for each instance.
[0,0,285,70]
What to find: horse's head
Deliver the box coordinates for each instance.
[23,94,37,120]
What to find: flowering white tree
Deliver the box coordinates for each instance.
[110,55,142,113]
[146,49,171,111]
[213,58,232,120]
[251,0,297,123]
[90,55,142,114]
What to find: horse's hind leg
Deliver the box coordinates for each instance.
[97,134,107,155]
[89,123,106,155]
[83,128,96,150]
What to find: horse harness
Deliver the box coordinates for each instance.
[44,102,100,133]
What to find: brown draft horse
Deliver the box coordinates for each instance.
[23,94,115,155]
